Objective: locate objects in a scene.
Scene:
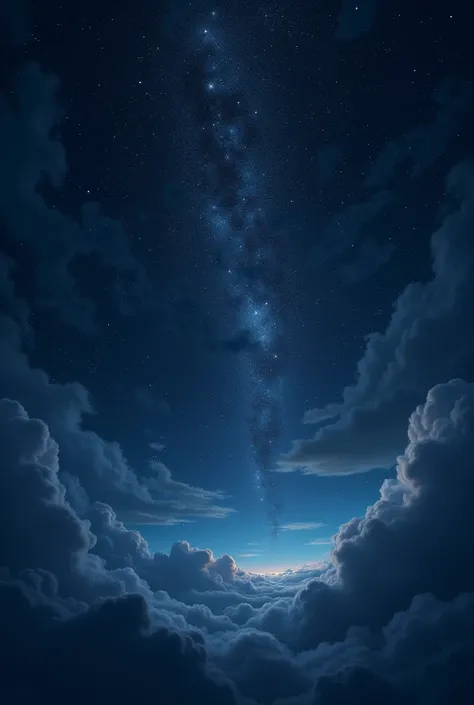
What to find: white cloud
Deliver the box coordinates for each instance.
[280,522,325,531]
[304,538,332,546]
[238,553,261,558]
[149,441,166,452]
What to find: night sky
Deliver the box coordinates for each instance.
[1,0,474,703]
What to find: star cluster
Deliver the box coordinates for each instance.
[185,11,285,532]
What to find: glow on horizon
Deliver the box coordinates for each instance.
[239,560,328,576]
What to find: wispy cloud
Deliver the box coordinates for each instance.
[305,538,333,546]
[280,522,325,531]
[238,553,261,558]
[149,441,166,452]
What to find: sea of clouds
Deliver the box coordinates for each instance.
[2,2,474,700]
[2,372,474,703]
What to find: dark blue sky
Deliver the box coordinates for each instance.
[3,3,474,705]
[1,0,473,571]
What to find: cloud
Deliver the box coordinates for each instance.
[2,379,474,704]
[281,161,474,476]
[2,7,474,705]
[304,539,332,546]
[365,79,473,189]
[238,553,261,559]
[280,522,325,531]
[0,584,239,705]
[149,441,166,452]
[335,0,378,41]
[286,379,474,648]
[240,380,474,701]
[0,62,154,333]
[0,309,233,526]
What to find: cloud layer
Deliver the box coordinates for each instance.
[2,372,474,703]
[2,4,474,704]
[282,161,474,476]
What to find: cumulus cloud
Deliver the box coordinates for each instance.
[2,379,474,704]
[2,6,474,703]
[281,379,474,648]
[281,161,474,476]
[0,311,233,526]
[0,584,239,705]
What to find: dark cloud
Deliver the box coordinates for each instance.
[365,79,474,190]
[2,5,474,705]
[335,0,378,41]
[0,398,93,579]
[0,63,154,333]
[0,311,233,525]
[273,379,474,649]
[0,584,238,705]
[2,379,474,704]
[252,380,474,700]
[282,161,474,475]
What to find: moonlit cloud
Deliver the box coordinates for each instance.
[2,372,474,703]
[2,3,474,705]
[281,162,474,477]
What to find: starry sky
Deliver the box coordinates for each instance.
[3,2,474,704]
[1,0,473,577]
